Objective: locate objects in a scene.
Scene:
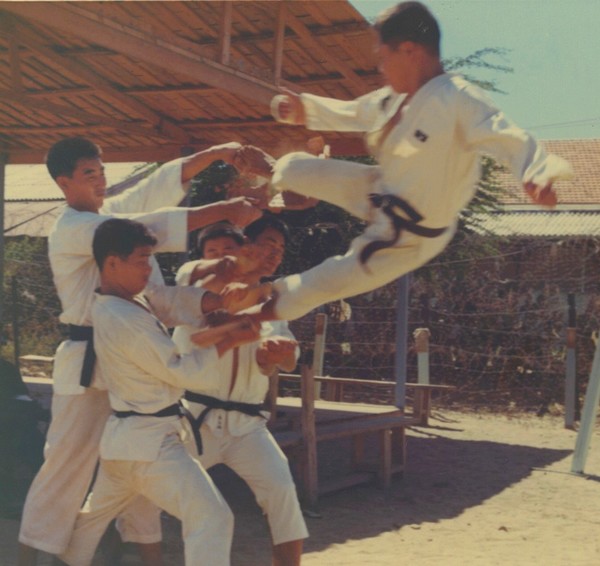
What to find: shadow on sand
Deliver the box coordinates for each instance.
[190,419,573,566]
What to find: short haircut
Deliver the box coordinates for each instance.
[93,218,157,269]
[244,214,290,244]
[46,137,102,180]
[195,222,245,258]
[374,2,441,55]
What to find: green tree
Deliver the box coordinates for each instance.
[2,237,63,360]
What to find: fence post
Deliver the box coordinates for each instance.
[312,313,327,399]
[11,276,21,369]
[413,327,431,385]
[565,293,576,429]
[394,274,410,409]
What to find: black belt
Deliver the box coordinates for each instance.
[183,391,267,455]
[360,193,448,268]
[113,402,203,455]
[68,324,95,388]
[113,403,183,419]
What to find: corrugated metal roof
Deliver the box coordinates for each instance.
[5,162,148,201]
[471,210,600,238]
[5,200,65,237]
[4,163,154,237]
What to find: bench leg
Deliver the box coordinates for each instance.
[352,433,366,468]
[377,429,392,489]
[392,427,407,476]
[301,440,319,509]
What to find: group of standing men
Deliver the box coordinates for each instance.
[16,2,572,565]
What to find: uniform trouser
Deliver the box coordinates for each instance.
[199,424,308,545]
[270,152,456,320]
[18,388,161,554]
[60,433,234,566]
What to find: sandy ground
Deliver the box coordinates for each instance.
[2,379,600,565]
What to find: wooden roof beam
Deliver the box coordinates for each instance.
[0,91,179,141]
[273,1,286,85]
[8,35,23,94]
[219,1,232,66]
[256,4,367,94]
[0,3,280,106]
[9,18,191,144]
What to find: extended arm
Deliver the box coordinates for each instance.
[459,85,572,207]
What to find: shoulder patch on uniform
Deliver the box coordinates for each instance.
[414,129,429,142]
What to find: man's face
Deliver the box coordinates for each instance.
[203,236,242,260]
[253,227,285,276]
[377,41,414,94]
[57,157,107,212]
[111,245,154,296]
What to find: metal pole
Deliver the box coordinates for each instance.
[394,274,410,409]
[571,334,600,474]
[0,152,7,345]
[12,277,20,368]
[565,293,576,429]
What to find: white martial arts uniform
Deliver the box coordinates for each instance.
[174,310,308,546]
[269,74,573,320]
[19,160,191,554]
[60,293,233,566]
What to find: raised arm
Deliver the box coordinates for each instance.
[180,142,244,184]
[186,197,262,232]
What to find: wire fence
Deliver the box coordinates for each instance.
[5,232,600,412]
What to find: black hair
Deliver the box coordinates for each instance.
[45,137,102,180]
[93,218,157,269]
[195,222,245,258]
[244,214,290,244]
[374,2,440,56]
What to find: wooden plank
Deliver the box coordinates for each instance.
[19,355,54,364]
[315,415,415,443]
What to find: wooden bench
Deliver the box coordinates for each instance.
[270,367,418,507]
[278,373,455,425]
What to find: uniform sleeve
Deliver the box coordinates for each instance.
[458,84,573,186]
[175,260,203,286]
[50,208,187,257]
[300,88,392,133]
[119,208,188,253]
[102,158,187,214]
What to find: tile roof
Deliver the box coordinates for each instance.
[495,139,600,205]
